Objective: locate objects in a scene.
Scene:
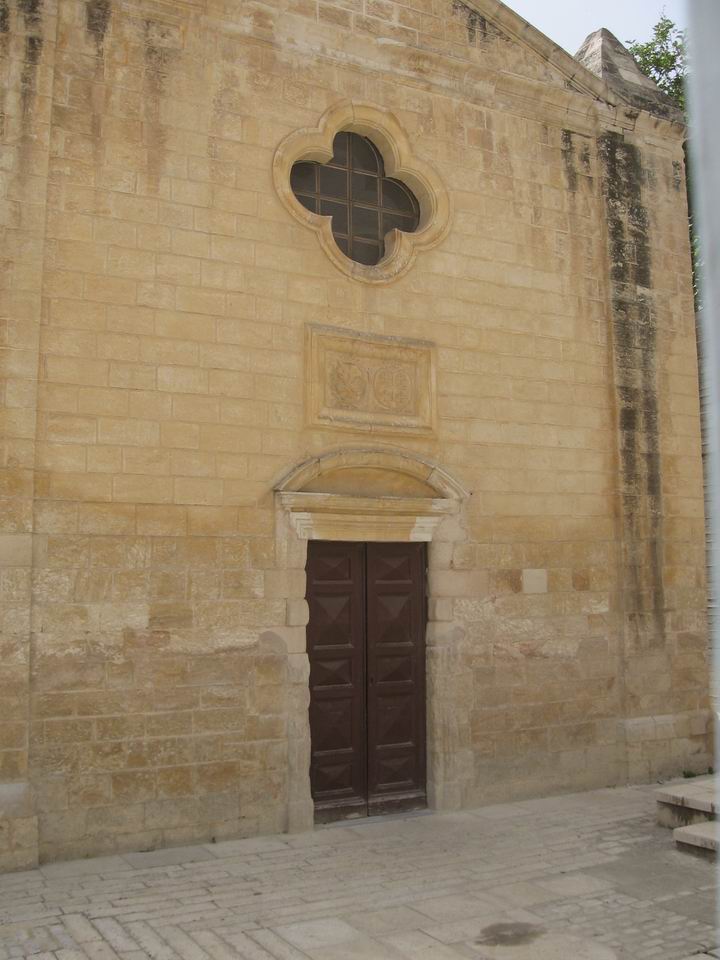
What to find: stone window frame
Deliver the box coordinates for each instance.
[271,447,474,832]
[273,101,451,284]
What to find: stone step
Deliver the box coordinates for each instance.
[655,775,717,828]
[673,820,718,860]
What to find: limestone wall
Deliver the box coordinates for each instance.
[0,0,58,870]
[0,0,710,867]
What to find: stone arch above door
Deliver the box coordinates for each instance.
[274,447,469,542]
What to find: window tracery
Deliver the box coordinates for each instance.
[290,132,420,266]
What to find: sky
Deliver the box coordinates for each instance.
[505,0,687,56]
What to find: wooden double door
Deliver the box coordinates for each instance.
[306,541,427,821]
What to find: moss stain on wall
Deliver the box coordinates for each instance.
[142,19,175,193]
[86,0,111,49]
[0,2,9,142]
[599,131,665,646]
[84,1,112,156]
[451,0,487,44]
[561,130,578,194]
[17,0,43,117]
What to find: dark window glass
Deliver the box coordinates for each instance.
[353,241,381,265]
[319,166,347,199]
[351,172,379,205]
[351,135,380,173]
[320,199,348,235]
[382,211,415,237]
[290,162,317,194]
[296,194,317,214]
[352,206,379,240]
[382,178,413,211]
[330,132,348,167]
[289,131,420,266]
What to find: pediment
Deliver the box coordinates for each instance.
[447,0,618,106]
[451,1,679,124]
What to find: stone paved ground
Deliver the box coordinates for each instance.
[0,782,716,960]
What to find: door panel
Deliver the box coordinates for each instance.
[306,541,366,817]
[366,543,426,814]
[306,541,426,821]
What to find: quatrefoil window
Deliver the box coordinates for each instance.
[290,132,420,267]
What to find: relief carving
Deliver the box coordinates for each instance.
[306,325,436,435]
[372,364,414,414]
[328,359,368,409]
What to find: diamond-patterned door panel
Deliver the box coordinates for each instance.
[314,553,353,581]
[310,697,353,751]
[307,541,426,821]
[375,654,413,684]
[312,758,355,795]
[375,693,414,746]
[373,553,413,581]
[310,655,354,689]
[366,542,426,807]
[376,593,412,644]
[374,752,416,792]
[306,542,366,815]
[310,594,352,648]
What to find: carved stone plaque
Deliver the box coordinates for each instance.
[306,325,436,435]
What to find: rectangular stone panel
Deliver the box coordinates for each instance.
[306,325,436,436]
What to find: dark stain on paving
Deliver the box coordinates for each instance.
[476,922,545,946]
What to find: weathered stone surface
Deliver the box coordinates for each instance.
[0,0,709,866]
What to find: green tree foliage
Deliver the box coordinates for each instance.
[629,14,700,306]
[627,14,687,110]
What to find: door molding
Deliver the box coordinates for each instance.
[273,447,473,833]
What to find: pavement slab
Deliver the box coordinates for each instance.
[0,781,716,960]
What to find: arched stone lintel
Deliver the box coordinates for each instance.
[275,447,470,501]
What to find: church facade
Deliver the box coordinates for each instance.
[0,0,710,869]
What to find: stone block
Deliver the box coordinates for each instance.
[0,535,32,567]
[264,569,306,599]
[428,570,488,599]
[286,598,309,626]
[522,569,548,594]
[428,598,454,622]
